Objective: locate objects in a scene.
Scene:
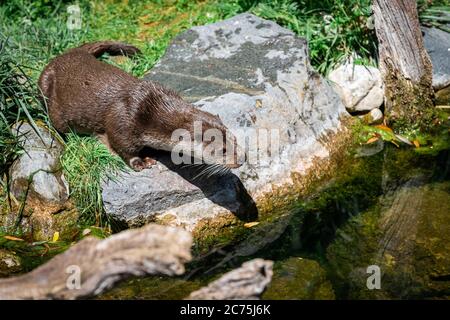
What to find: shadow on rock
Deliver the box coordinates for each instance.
[141,148,258,222]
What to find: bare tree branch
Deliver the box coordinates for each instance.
[0,224,192,299]
[186,259,273,300]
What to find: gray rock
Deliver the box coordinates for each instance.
[423,27,450,104]
[10,122,69,203]
[102,13,349,231]
[358,108,383,125]
[423,27,450,91]
[5,122,78,242]
[328,63,384,112]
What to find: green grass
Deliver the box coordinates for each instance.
[247,0,377,75]
[60,133,127,226]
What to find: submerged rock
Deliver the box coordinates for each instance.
[102,14,350,237]
[423,27,450,104]
[359,108,383,125]
[0,249,22,277]
[328,63,384,112]
[2,122,78,241]
[263,257,335,300]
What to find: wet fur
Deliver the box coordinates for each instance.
[38,41,237,170]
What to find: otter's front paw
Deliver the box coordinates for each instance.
[143,156,157,167]
[129,157,145,171]
[129,157,157,171]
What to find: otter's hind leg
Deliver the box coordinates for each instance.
[38,67,70,133]
[95,133,118,156]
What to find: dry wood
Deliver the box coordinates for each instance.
[373,0,434,124]
[186,259,273,300]
[0,224,192,299]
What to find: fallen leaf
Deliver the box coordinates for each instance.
[395,134,413,146]
[52,231,59,243]
[82,229,92,236]
[31,241,48,246]
[413,140,420,148]
[366,136,379,144]
[374,124,394,134]
[244,222,260,228]
[4,235,24,241]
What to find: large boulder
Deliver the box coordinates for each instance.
[102,14,350,238]
[1,122,78,241]
[422,27,450,104]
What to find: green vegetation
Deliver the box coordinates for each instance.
[0,229,70,272]
[419,0,450,32]
[60,133,126,226]
[246,0,377,74]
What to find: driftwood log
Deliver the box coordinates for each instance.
[186,259,273,300]
[373,0,434,125]
[0,224,192,299]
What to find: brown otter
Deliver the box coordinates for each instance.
[38,41,245,171]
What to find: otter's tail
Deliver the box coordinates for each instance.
[77,41,141,58]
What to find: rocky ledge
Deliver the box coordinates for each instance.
[102,13,350,239]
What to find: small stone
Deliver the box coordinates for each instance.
[359,108,383,125]
[0,249,22,277]
[328,63,384,112]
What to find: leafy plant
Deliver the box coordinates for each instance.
[246,0,378,74]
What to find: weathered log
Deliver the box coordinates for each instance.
[373,0,434,126]
[0,224,192,299]
[186,259,273,300]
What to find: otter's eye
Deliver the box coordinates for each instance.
[222,147,227,155]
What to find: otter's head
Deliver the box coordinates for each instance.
[138,83,245,171]
[169,107,246,170]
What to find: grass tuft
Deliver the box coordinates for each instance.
[60,133,127,227]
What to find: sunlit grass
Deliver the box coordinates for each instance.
[60,133,127,226]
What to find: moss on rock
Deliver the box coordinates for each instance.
[0,249,22,277]
[263,257,335,300]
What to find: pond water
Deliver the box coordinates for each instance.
[99,131,450,300]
